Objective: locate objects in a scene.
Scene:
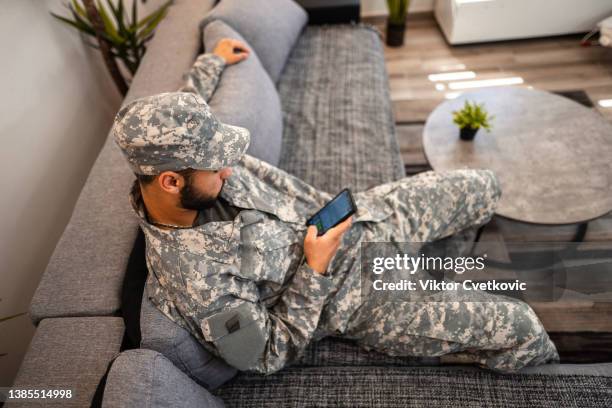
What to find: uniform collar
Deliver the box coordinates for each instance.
[129,182,238,262]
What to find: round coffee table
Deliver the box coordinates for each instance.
[423,88,612,226]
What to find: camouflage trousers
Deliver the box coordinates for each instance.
[327,169,560,373]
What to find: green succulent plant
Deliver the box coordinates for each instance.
[452,101,494,131]
[386,0,410,25]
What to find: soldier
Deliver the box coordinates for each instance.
[112,42,559,375]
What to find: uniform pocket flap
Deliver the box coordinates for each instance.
[200,303,265,371]
[203,303,256,340]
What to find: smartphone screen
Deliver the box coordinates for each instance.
[307,189,356,236]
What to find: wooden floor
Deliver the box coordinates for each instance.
[371,14,612,122]
[366,15,612,343]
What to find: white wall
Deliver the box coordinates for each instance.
[361,0,435,17]
[0,0,123,386]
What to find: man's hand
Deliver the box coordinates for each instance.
[213,38,250,65]
[304,217,353,275]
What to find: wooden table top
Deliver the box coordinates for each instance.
[423,88,612,224]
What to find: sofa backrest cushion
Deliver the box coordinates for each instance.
[140,292,238,390]
[200,0,308,83]
[203,20,283,166]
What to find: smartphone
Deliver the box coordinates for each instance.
[306,189,356,236]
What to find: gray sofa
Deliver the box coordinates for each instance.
[10,1,612,407]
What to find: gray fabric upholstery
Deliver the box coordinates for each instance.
[126,0,216,103]
[29,136,137,324]
[29,0,214,324]
[201,0,308,83]
[140,292,237,390]
[215,366,612,407]
[204,21,283,166]
[7,317,124,408]
[103,349,225,408]
[277,25,405,194]
[296,337,440,367]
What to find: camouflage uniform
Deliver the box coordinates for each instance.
[113,54,559,376]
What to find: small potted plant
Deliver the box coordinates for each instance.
[386,0,410,47]
[452,101,494,141]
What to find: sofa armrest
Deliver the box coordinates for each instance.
[102,349,225,408]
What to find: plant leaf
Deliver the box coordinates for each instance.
[136,0,172,30]
[97,0,123,43]
[132,0,138,27]
[51,11,96,36]
[71,0,88,20]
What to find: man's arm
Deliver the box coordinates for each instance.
[199,218,353,374]
[180,38,249,102]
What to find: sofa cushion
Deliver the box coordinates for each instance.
[102,349,225,408]
[140,291,238,390]
[203,20,283,166]
[215,365,612,407]
[9,317,124,408]
[200,0,308,83]
[277,25,406,194]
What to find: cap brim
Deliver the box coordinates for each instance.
[217,123,250,168]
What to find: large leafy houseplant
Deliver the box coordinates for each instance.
[386,0,410,47]
[52,0,173,95]
[452,100,494,141]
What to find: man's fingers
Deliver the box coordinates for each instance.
[337,216,353,231]
[305,225,318,242]
[229,39,249,52]
[326,216,353,239]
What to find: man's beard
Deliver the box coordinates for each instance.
[180,179,224,211]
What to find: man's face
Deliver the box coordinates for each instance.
[179,168,233,210]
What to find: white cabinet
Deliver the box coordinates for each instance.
[435,0,612,44]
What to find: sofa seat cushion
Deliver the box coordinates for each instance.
[102,349,225,408]
[203,20,283,166]
[277,25,405,194]
[9,317,125,408]
[215,364,612,407]
[200,0,308,83]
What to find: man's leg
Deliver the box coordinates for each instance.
[347,169,558,372]
[344,288,559,373]
[357,169,501,243]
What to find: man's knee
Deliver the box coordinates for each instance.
[480,169,502,203]
[506,300,546,344]
[458,169,501,221]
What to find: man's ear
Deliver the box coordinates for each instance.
[157,171,184,194]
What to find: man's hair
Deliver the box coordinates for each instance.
[136,168,196,186]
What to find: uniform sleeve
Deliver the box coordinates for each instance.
[179,53,226,102]
[199,261,333,374]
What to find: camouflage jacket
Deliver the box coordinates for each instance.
[134,53,394,374]
[133,153,395,374]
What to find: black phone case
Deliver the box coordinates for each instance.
[306,188,356,235]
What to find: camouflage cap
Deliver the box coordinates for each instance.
[112,92,250,175]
